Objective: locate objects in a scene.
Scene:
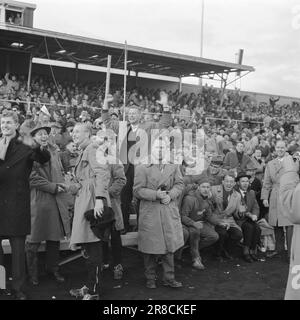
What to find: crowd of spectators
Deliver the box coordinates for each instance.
[0,71,299,299]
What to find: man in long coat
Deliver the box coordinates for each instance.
[0,110,50,299]
[68,123,112,300]
[102,92,172,233]
[279,154,300,299]
[133,138,184,289]
[26,124,72,285]
[261,140,293,259]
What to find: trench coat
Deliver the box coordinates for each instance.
[109,164,127,231]
[69,141,111,249]
[279,163,300,300]
[28,144,72,243]
[133,164,184,255]
[261,158,292,227]
[223,151,252,172]
[0,134,50,236]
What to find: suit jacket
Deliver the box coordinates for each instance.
[223,151,252,172]
[234,189,260,227]
[211,185,241,231]
[102,110,172,174]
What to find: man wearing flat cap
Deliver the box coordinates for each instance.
[181,176,219,270]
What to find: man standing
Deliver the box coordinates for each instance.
[180,177,219,270]
[261,140,293,260]
[103,93,172,234]
[0,110,50,299]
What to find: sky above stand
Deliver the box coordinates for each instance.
[32,0,300,97]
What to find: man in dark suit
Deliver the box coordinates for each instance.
[235,172,261,263]
[102,93,172,233]
[223,141,252,174]
[0,110,50,299]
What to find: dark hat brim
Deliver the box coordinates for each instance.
[235,174,251,182]
[30,126,51,136]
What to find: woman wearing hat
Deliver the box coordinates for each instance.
[26,123,72,286]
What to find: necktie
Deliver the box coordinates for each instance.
[0,137,8,161]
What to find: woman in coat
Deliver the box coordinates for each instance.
[279,155,300,299]
[68,123,111,300]
[26,124,72,285]
[133,137,184,289]
[261,140,293,259]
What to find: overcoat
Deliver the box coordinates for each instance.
[0,135,50,236]
[279,164,300,300]
[28,144,72,242]
[69,141,111,249]
[133,164,184,254]
[261,158,292,227]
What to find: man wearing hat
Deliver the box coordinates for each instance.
[181,176,219,270]
[0,110,50,299]
[200,154,226,187]
[235,171,261,262]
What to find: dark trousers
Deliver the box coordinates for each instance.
[0,236,26,292]
[102,225,122,267]
[274,226,293,258]
[81,241,103,294]
[26,240,60,276]
[215,226,243,255]
[241,221,261,250]
[121,165,134,231]
[144,253,174,281]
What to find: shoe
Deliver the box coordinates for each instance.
[113,264,123,280]
[192,258,205,270]
[266,250,279,258]
[51,271,65,283]
[82,294,100,300]
[250,253,259,261]
[222,250,233,260]
[146,280,157,289]
[243,254,253,263]
[103,263,110,270]
[163,279,183,288]
[70,285,90,299]
[13,291,27,300]
[29,277,39,286]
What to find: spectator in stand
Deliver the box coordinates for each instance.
[211,172,243,261]
[26,123,71,286]
[60,141,78,173]
[133,137,184,289]
[0,110,50,300]
[180,177,219,270]
[223,141,252,174]
[251,148,265,181]
[234,172,261,263]
[261,140,293,261]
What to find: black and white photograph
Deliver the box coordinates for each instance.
[1,0,300,306]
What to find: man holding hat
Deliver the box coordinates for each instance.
[181,176,219,270]
[235,171,261,262]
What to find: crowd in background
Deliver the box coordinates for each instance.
[0,71,299,299]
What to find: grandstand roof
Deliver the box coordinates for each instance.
[0,24,255,78]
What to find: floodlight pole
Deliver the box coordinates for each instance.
[123,41,128,121]
[105,55,111,102]
[27,53,33,112]
[198,0,204,87]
